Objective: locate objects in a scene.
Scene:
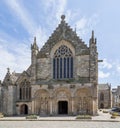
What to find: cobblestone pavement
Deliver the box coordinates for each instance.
[0,121,120,128]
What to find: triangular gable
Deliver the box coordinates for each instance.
[16,70,30,84]
[37,15,89,58]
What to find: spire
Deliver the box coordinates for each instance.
[6,67,11,77]
[95,38,97,44]
[91,30,95,42]
[3,67,12,85]
[92,30,94,39]
[31,36,39,50]
[89,30,97,53]
[74,24,76,33]
[34,36,36,44]
[89,30,96,44]
[7,67,10,74]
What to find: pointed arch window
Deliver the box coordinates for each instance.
[100,92,104,101]
[19,80,31,100]
[53,45,73,79]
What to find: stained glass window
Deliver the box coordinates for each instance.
[100,92,104,101]
[53,45,73,79]
[19,80,31,100]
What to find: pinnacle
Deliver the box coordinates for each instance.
[61,15,65,21]
[7,67,10,74]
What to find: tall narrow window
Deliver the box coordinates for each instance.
[20,88,22,100]
[64,58,66,78]
[19,80,31,100]
[53,58,56,79]
[71,57,73,78]
[100,92,104,101]
[53,45,73,79]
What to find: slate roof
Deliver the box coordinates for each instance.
[98,84,110,90]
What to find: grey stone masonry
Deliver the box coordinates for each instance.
[0,15,99,116]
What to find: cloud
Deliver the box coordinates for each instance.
[41,0,67,27]
[99,58,112,69]
[42,0,67,19]
[115,63,120,73]
[0,30,46,81]
[55,0,67,20]
[5,0,36,35]
[5,0,48,47]
[76,18,87,29]
[117,66,120,72]
[0,37,31,81]
[0,0,67,81]
[99,70,110,78]
[32,26,47,48]
[76,17,87,35]
[75,14,99,36]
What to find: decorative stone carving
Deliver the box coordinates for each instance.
[57,91,67,99]
[37,16,89,58]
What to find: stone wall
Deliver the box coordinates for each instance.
[76,55,89,78]
[36,58,51,80]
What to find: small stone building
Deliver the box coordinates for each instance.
[0,15,99,116]
[98,83,111,109]
[112,86,120,107]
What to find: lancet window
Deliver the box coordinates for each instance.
[100,92,104,101]
[53,45,73,79]
[19,79,31,100]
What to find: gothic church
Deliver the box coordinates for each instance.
[0,15,98,116]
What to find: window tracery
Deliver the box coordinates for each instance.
[53,45,73,79]
[100,92,104,101]
[19,79,31,100]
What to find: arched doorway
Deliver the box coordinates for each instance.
[20,104,28,115]
[33,89,49,115]
[75,88,90,114]
[100,103,104,109]
[58,101,68,114]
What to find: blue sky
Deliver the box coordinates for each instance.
[0,0,120,88]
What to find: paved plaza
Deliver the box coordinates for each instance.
[0,111,120,128]
[0,121,120,128]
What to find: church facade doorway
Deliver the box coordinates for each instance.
[20,104,28,115]
[58,101,68,114]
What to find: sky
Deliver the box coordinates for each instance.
[0,0,120,88]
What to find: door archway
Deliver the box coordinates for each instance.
[58,101,68,114]
[100,103,104,109]
[20,104,28,115]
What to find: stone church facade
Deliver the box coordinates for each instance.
[0,15,99,116]
[98,83,111,109]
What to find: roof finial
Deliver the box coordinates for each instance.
[61,15,65,21]
[75,24,76,33]
[34,36,36,43]
[92,30,94,39]
[7,67,10,74]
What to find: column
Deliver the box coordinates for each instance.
[71,97,74,115]
[50,99,53,115]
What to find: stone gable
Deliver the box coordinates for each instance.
[37,15,89,58]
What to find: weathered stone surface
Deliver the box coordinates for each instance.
[0,15,100,116]
[98,84,111,109]
[36,58,51,80]
[76,55,89,78]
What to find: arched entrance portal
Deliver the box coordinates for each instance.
[20,104,28,115]
[58,101,68,114]
[100,103,104,109]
